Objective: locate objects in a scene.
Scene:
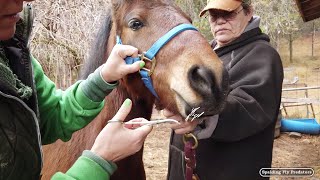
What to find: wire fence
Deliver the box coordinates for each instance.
[281,67,320,122]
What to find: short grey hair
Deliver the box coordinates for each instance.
[242,0,253,15]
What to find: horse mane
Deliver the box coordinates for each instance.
[80,8,113,79]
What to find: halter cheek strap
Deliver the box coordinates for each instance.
[116,24,198,99]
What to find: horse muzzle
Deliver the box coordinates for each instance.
[184,65,229,117]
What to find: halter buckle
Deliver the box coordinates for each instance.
[139,53,157,76]
[183,133,199,149]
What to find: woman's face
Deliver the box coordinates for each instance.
[208,5,253,47]
[0,0,34,41]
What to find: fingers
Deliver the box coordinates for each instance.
[101,44,141,82]
[174,127,194,134]
[169,120,198,134]
[135,122,153,137]
[124,118,145,129]
[162,109,175,117]
[117,44,144,75]
[132,119,153,139]
[124,118,152,137]
[120,118,152,152]
[110,99,132,126]
[114,44,138,59]
[113,44,144,75]
[124,118,153,128]
[124,60,145,75]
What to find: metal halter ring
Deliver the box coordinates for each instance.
[183,133,199,149]
[139,53,157,76]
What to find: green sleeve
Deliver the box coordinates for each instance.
[31,57,118,144]
[51,151,117,180]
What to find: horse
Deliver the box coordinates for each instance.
[41,0,229,179]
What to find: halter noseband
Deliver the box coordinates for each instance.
[116,24,198,99]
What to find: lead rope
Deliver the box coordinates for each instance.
[183,133,200,180]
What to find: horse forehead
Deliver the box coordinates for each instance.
[114,0,169,8]
[125,2,171,14]
[125,0,172,4]
[119,2,191,23]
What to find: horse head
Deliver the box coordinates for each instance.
[107,0,228,118]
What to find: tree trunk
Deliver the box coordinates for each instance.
[312,21,315,58]
[289,33,293,63]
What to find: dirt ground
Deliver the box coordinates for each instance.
[143,112,320,180]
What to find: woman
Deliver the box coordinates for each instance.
[0,0,152,179]
[164,0,284,179]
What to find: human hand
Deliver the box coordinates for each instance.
[101,44,145,83]
[91,99,153,162]
[162,109,198,134]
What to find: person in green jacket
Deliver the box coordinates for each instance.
[0,0,153,179]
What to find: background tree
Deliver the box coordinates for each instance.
[31,0,109,88]
[30,0,320,89]
[252,0,301,63]
[175,0,213,39]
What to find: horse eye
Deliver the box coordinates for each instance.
[128,19,144,31]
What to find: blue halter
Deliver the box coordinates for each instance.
[116,24,198,99]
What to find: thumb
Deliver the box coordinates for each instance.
[115,44,138,59]
[111,98,132,123]
[125,61,145,74]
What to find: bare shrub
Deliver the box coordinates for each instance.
[29,0,110,89]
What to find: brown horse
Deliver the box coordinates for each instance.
[41,0,229,179]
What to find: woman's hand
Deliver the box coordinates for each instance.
[100,44,145,83]
[162,109,198,134]
[91,99,152,162]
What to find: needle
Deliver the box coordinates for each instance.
[124,119,179,126]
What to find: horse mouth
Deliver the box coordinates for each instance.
[173,89,223,118]
[173,90,214,118]
[174,91,192,118]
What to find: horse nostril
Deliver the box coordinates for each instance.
[188,65,216,97]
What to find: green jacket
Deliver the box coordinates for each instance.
[0,4,117,180]
[33,57,118,179]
